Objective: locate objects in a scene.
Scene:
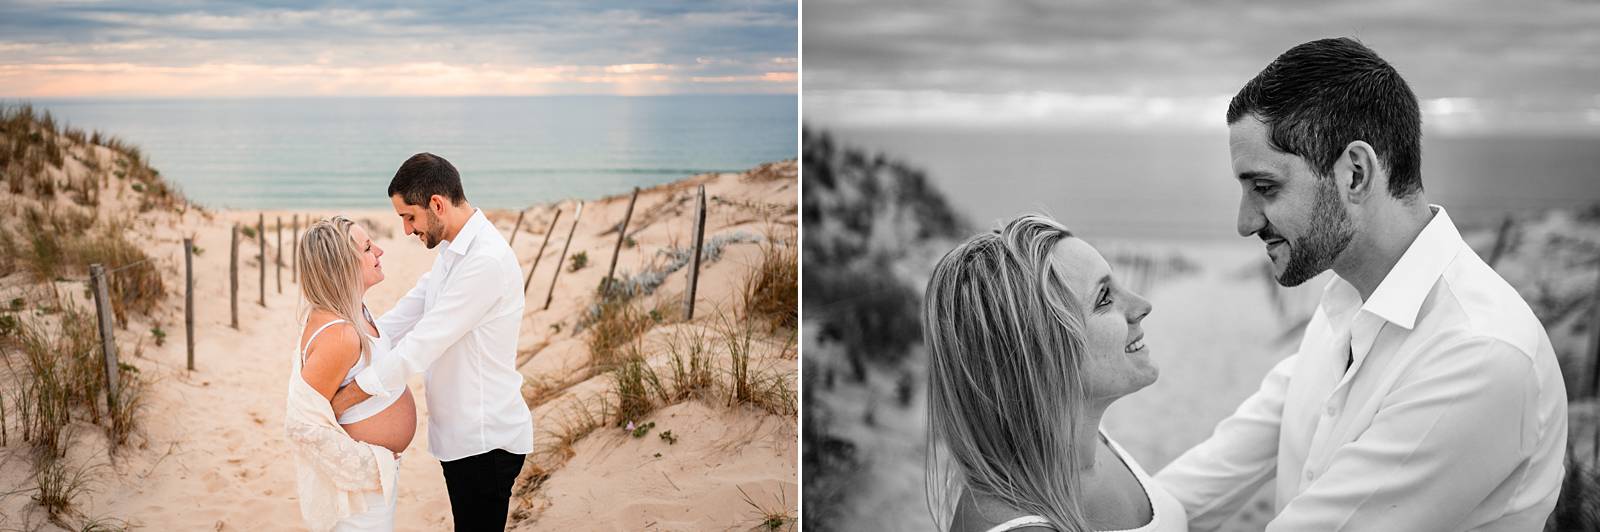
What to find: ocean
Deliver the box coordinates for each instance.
[28,95,797,210]
[826,126,1600,241]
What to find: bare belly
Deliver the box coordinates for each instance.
[341,387,417,455]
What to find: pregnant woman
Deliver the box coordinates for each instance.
[286,216,417,531]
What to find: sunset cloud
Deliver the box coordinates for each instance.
[803,0,1600,134]
[0,1,797,97]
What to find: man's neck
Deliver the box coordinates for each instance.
[1333,198,1435,301]
[441,203,476,243]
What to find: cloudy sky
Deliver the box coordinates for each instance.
[804,0,1600,134]
[0,0,796,97]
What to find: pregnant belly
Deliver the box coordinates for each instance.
[341,387,417,455]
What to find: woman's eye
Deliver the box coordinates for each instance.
[1095,288,1113,309]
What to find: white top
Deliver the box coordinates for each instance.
[332,308,406,425]
[981,434,1187,532]
[1155,206,1567,531]
[352,209,533,461]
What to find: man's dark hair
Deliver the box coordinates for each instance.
[388,152,466,207]
[1227,37,1422,199]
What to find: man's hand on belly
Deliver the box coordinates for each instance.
[330,382,373,416]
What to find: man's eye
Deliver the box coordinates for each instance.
[1254,183,1276,195]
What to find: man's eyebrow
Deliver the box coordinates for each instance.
[1238,170,1276,181]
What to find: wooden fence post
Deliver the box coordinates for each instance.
[230,224,239,329]
[89,265,120,416]
[509,210,526,246]
[185,238,195,371]
[544,202,584,311]
[605,187,640,293]
[1487,215,1515,268]
[524,209,562,294]
[292,214,299,283]
[258,214,266,307]
[276,216,283,294]
[1587,261,1600,398]
[684,185,707,320]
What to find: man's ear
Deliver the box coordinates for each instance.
[1340,141,1380,204]
[429,194,446,216]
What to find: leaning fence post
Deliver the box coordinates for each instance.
[276,216,283,294]
[292,214,299,283]
[1587,260,1600,399]
[185,238,195,371]
[544,202,584,311]
[89,264,120,416]
[258,213,266,307]
[524,209,562,294]
[230,224,240,329]
[605,187,641,293]
[684,185,707,320]
[1487,215,1515,268]
[509,209,526,246]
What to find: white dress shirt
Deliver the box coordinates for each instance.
[1155,206,1567,531]
[353,209,533,462]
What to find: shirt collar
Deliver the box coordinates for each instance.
[443,209,489,257]
[1325,205,1462,330]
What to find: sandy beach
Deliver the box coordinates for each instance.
[0,110,798,530]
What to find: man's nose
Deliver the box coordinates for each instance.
[1237,194,1264,238]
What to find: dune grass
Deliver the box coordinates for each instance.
[1547,456,1600,531]
[739,485,796,531]
[741,230,798,334]
[651,326,716,404]
[1,296,149,526]
[717,314,797,417]
[583,291,655,369]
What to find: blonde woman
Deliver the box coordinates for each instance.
[924,214,1186,532]
[286,216,416,531]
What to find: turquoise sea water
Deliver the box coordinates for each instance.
[27,95,796,210]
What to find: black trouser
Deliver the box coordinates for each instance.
[440,448,525,531]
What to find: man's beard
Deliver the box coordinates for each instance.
[422,211,446,249]
[1276,178,1353,287]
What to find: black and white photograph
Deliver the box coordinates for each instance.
[802,1,1600,531]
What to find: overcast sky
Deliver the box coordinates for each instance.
[0,0,797,97]
[804,0,1600,134]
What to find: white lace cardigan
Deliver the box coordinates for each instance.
[284,336,397,531]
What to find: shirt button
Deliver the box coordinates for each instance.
[1325,405,1338,417]
[1305,470,1316,482]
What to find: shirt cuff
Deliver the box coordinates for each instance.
[353,367,392,398]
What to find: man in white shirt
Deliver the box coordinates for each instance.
[331,152,533,531]
[1154,38,1567,531]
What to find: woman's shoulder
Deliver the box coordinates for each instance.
[301,311,359,361]
[950,490,1056,532]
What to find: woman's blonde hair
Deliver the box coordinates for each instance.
[296,215,371,365]
[924,214,1091,531]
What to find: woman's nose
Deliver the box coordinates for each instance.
[1127,291,1153,322]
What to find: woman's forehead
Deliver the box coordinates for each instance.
[1049,236,1110,294]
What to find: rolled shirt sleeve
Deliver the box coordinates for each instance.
[354,253,503,397]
